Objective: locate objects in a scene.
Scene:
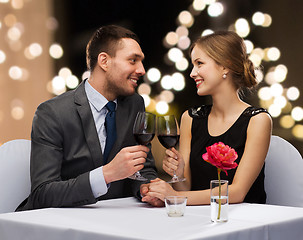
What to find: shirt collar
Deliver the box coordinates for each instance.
[84,80,117,112]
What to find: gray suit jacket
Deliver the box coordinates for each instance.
[17,80,157,211]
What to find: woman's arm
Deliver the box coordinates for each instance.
[228,112,272,203]
[147,112,272,205]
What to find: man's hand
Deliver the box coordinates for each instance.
[140,179,164,207]
[143,178,178,202]
[103,145,149,184]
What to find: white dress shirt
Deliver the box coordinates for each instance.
[85,80,117,198]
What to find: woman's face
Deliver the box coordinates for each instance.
[190,45,225,96]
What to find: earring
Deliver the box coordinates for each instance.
[223,73,227,79]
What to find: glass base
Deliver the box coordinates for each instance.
[167,176,186,184]
[128,172,148,181]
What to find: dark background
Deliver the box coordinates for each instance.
[53,0,303,153]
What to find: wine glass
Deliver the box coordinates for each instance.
[131,111,156,181]
[157,115,186,183]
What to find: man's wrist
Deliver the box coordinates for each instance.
[89,166,109,198]
[102,164,115,184]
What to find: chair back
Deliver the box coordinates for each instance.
[265,135,303,207]
[0,139,31,213]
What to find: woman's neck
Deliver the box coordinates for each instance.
[210,91,249,118]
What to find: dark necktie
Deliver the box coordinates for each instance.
[103,101,117,163]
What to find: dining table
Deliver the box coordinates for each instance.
[0,197,303,240]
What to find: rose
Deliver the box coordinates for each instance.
[202,142,238,175]
[202,142,238,220]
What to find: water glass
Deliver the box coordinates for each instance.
[210,180,228,222]
[165,196,187,217]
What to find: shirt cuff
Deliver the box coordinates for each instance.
[89,166,109,198]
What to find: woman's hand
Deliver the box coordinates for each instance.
[162,147,185,179]
[143,178,179,202]
[140,182,164,207]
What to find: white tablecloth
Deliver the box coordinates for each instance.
[0,197,303,240]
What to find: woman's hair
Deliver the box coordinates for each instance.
[190,31,257,90]
[86,25,140,71]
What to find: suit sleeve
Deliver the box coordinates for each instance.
[19,102,97,210]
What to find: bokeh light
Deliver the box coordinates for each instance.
[168,48,183,63]
[192,0,206,11]
[0,50,6,63]
[49,43,63,59]
[147,68,161,82]
[141,94,151,107]
[287,87,300,101]
[178,10,194,27]
[156,101,169,115]
[8,66,22,80]
[292,124,303,139]
[280,115,295,129]
[291,106,303,121]
[161,75,174,90]
[207,2,224,17]
[267,47,280,61]
[172,72,185,91]
[138,83,151,95]
[235,18,250,37]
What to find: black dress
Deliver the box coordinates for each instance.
[189,105,268,203]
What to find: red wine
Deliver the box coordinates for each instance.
[158,135,180,148]
[134,133,155,145]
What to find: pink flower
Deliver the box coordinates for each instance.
[202,142,238,175]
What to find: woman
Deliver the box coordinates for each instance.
[142,31,272,205]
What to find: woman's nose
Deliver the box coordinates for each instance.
[190,68,197,79]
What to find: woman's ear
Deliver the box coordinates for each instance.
[97,52,110,71]
[222,66,229,75]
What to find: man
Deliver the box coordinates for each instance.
[17,25,161,211]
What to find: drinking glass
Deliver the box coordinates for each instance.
[157,115,186,183]
[165,196,187,217]
[131,112,156,181]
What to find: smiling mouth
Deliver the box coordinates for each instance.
[195,79,204,87]
[129,77,139,87]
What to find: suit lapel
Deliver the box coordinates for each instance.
[74,80,103,168]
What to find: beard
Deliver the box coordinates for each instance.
[106,72,136,97]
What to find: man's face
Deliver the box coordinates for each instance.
[105,38,145,99]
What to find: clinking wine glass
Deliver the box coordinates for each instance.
[157,115,186,183]
[131,112,156,181]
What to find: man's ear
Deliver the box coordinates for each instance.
[97,52,110,71]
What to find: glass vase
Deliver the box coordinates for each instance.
[210,180,229,222]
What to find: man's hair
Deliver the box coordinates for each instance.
[86,25,140,71]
